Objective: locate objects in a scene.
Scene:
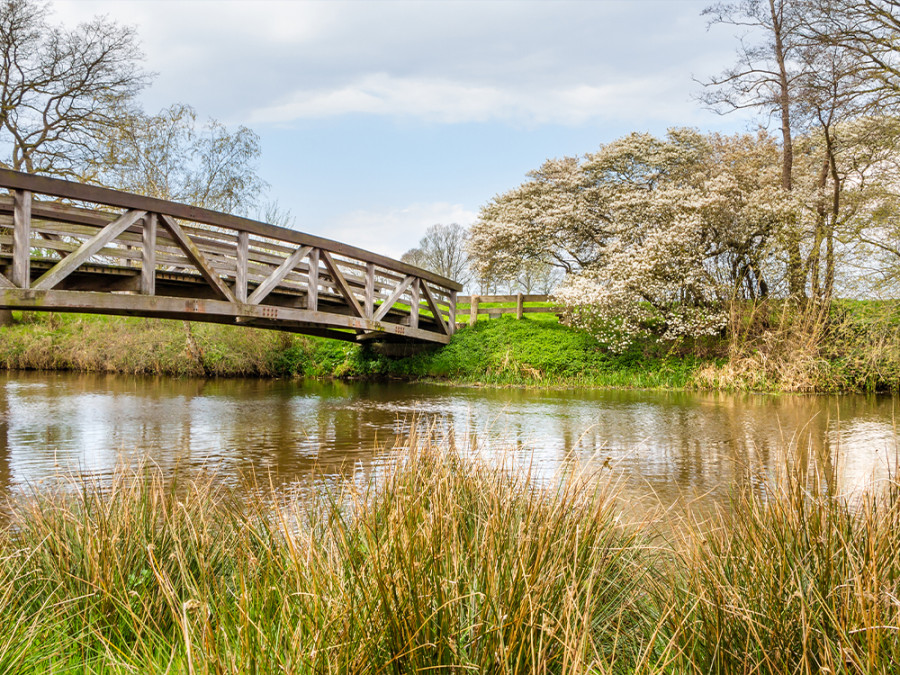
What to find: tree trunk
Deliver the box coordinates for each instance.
[825,141,840,302]
[808,157,831,300]
[770,0,805,298]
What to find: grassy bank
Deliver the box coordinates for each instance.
[366,317,705,388]
[2,299,900,391]
[0,312,358,378]
[0,311,704,388]
[0,440,897,673]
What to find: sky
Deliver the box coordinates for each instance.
[53,0,759,260]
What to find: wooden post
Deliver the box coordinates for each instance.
[448,290,457,334]
[11,190,31,289]
[469,295,479,327]
[364,262,375,318]
[516,292,524,320]
[140,213,157,295]
[409,279,420,329]
[307,248,319,311]
[235,231,249,302]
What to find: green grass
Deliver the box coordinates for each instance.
[0,311,707,389]
[667,465,900,674]
[0,441,660,673]
[693,299,900,393]
[0,311,356,378]
[0,438,897,673]
[4,300,900,392]
[355,316,706,388]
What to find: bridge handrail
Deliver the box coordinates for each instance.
[0,169,462,292]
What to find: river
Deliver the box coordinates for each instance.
[0,371,897,512]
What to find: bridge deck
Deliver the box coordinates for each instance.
[0,170,461,344]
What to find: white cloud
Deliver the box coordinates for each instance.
[52,0,732,128]
[45,0,750,251]
[248,72,697,126]
[324,202,478,260]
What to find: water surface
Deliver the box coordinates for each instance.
[0,371,897,511]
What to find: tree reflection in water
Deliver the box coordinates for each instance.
[0,372,896,515]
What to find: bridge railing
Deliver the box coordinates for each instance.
[0,170,461,344]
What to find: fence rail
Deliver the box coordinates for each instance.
[457,294,563,326]
[0,169,461,344]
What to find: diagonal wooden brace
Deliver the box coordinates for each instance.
[373,275,414,322]
[247,245,312,305]
[420,281,451,335]
[320,250,364,318]
[33,209,147,290]
[158,214,237,303]
[0,271,15,289]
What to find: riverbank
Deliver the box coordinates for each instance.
[0,311,702,387]
[0,439,897,673]
[1,301,899,391]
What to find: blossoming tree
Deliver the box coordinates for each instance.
[469,129,798,349]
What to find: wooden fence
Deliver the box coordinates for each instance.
[456,294,563,326]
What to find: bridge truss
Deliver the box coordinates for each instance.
[0,170,461,344]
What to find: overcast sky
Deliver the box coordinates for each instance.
[54,0,758,259]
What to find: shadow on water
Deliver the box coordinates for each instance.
[0,371,897,512]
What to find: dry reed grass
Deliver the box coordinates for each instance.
[693,299,900,392]
[0,436,897,673]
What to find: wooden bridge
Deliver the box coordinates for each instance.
[0,170,461,344]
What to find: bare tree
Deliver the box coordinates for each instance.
[257,199,296,229]
[516,260,562,294]
[804,1,900,98]
[794,39,876,299]
[401,223,471,286]
[0,0,150,178]
[400,247,427,268]
[94,103,267,215]
[703,0,900,301]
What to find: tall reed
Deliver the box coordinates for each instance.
[0,439,897,673]
[0,444,659,673]
[667,467,900,674]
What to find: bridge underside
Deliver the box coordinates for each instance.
[0,170,461,345]
[0,256,451,344]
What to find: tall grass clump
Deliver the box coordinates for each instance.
[693,298,900,392]
[2,437,899,672]
[1,469,248,672]
[668,466,900,674]
[0,442,659,673]
[290,445,661,673]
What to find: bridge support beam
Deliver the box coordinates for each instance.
[365,262,375,318]
[11,190,31,289]
[236,231,249,303]
[449,291,457,334]
[141,213,157,295]
[307,248,319,311]
[409,279,420,329]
